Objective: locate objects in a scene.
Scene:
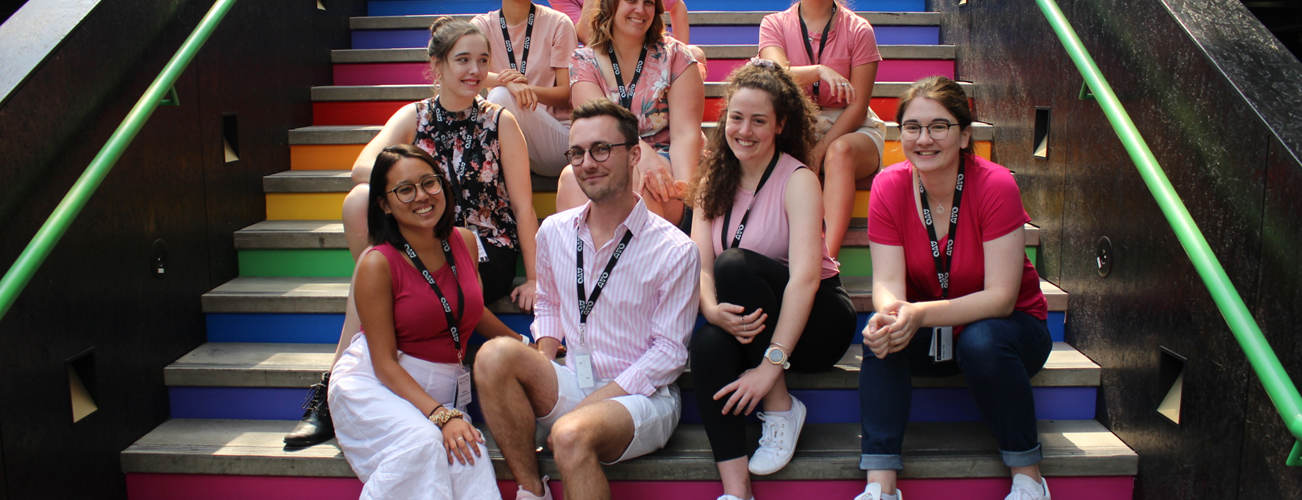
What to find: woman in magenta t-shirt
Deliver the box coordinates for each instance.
[855,77,1053,500]
[758,0,888,259]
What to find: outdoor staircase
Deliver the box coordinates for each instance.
[120,1,1138,498]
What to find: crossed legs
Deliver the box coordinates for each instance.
[822,132,881,259]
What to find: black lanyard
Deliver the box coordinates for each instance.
[798,2,835,101]
[431,98,474,201]
[721,152,781,250]
[918,156,966,299]
[576,229,635,345]
[498,4,536,75]
[398,236,468,364]
[608,43,648,110]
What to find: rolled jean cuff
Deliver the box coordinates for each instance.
[1000,443,1043,468]
[859,454,904,471]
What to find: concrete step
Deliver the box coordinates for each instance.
[349,12,941,30]
[310,81,977,101]
[201,276,1068,315]
[121,418,1137,479]
[287,122,995,145]
[164,341,1097,390]
[232,218,1038,250]
[330,44,954,64]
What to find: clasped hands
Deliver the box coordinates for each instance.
[497,69,538,111]
[862,300,924,359]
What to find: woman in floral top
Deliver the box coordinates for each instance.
[555,0,705,227]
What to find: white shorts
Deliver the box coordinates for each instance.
[536,361,681,464]
[815,106,887,168]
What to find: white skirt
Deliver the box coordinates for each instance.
[329,333,501,500]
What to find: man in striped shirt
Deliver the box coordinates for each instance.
[475,98,701,500]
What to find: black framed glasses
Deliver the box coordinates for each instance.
[386,176,443,203]
[563,142,638,166]
[900,121,961,141]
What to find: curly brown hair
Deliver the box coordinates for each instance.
[587,0,665,51]
[690,61,820,220]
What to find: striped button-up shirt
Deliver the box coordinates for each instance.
[531,197,701,397]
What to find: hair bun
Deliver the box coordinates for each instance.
[747,57,779,70]
[429,16,455,35]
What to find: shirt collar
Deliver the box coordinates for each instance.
[572,194,650,241]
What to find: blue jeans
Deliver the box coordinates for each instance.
[858,311,1052,470]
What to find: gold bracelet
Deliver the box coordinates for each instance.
[429,408,465,428]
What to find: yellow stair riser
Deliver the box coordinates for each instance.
[267,192,560,220]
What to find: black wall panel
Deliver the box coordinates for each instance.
[936,0,1301,498]
[0,0,363,497]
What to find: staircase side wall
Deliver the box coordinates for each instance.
[938,0,1302,498]
[0,0,364,497]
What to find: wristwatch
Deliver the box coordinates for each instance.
[764,344,791,370]
[429,408,465,428]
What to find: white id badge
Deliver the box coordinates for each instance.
[933,326,954,362]
[455,367,473,411]
[574,353,596,389]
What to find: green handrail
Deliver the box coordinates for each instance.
[0,0,239,321]
[1034,0,1302,465]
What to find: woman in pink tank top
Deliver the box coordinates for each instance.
[687,61,857,500]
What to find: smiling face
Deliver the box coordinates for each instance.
[900,96,972,174]
[725,87,785,170]
[435,34,490,100]
[569,115,639,203]
[379,157,447,233]
[613,0,657,40]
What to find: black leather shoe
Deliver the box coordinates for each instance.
[284,372,334,447]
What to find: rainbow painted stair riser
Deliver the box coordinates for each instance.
[349,25,940,49]
[367,0,927,16]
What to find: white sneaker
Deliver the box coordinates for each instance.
[1004,474,1050,500]
[854,483,902,500]
[717,496,750,500]
[748,396,807,475]
[515,475,553,500]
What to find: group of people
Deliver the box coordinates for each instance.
[277,1,1055,500]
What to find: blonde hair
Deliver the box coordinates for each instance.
[587,0,665,51]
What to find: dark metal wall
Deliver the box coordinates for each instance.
[0,0,363,497]
[936,0,1302,498]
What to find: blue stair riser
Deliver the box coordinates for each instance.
[368,0,926,17]
[206,312,1066,344]
[351,25,939,50]
[167,386,1095,422]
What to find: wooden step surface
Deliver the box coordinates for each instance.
[163,341,1097,389]
[288,122,995,145]
[330,44,954,64]
[120,418,1136,479]
[309,80,977,101]
[201,276,1067,314]
[349,12,942,30]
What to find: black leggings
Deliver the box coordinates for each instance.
[690,248,857,461]
[480,243,519,305]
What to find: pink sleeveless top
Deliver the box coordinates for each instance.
[709,153,840,279]
[366,236,485,364]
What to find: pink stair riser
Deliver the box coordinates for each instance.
[332,60,956,86]
[126,474,1132,500]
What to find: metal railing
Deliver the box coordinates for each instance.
[1034,0,1302,465]
[0,0,239,321]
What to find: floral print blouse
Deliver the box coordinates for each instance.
[569,38,698,153]
[413,96,519,252]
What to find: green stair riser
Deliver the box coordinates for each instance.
[238,249,529,278]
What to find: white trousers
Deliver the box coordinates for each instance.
[485,86,571,177]
[329,334,501,500]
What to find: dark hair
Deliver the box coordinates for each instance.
[571,97,640,145]
[896,75,975,155]
[588,0,665,51]
[426,16,490,82]
[368,144,458,246]
[690,60,819,219]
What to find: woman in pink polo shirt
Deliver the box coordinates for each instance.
[856,76,1052,500]
[759,0,888,259]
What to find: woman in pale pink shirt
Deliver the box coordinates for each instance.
[759,0,887,259]
[471,0,578,177]
[688,61,856,500]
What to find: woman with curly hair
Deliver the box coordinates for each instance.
[687,60,857,500]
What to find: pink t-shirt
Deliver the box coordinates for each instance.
[570,38,697,152]
[759,4,882,110]
[710,153,839,279]
[472,5,578,122]
[867,155,1048,328]
[549,0,680,26]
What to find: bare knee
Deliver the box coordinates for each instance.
[474,336,529,383]
[549,415,598,465]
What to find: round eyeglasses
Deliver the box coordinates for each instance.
[563,142,638,166]
[386,176,443,203]
[899,122,961,141]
